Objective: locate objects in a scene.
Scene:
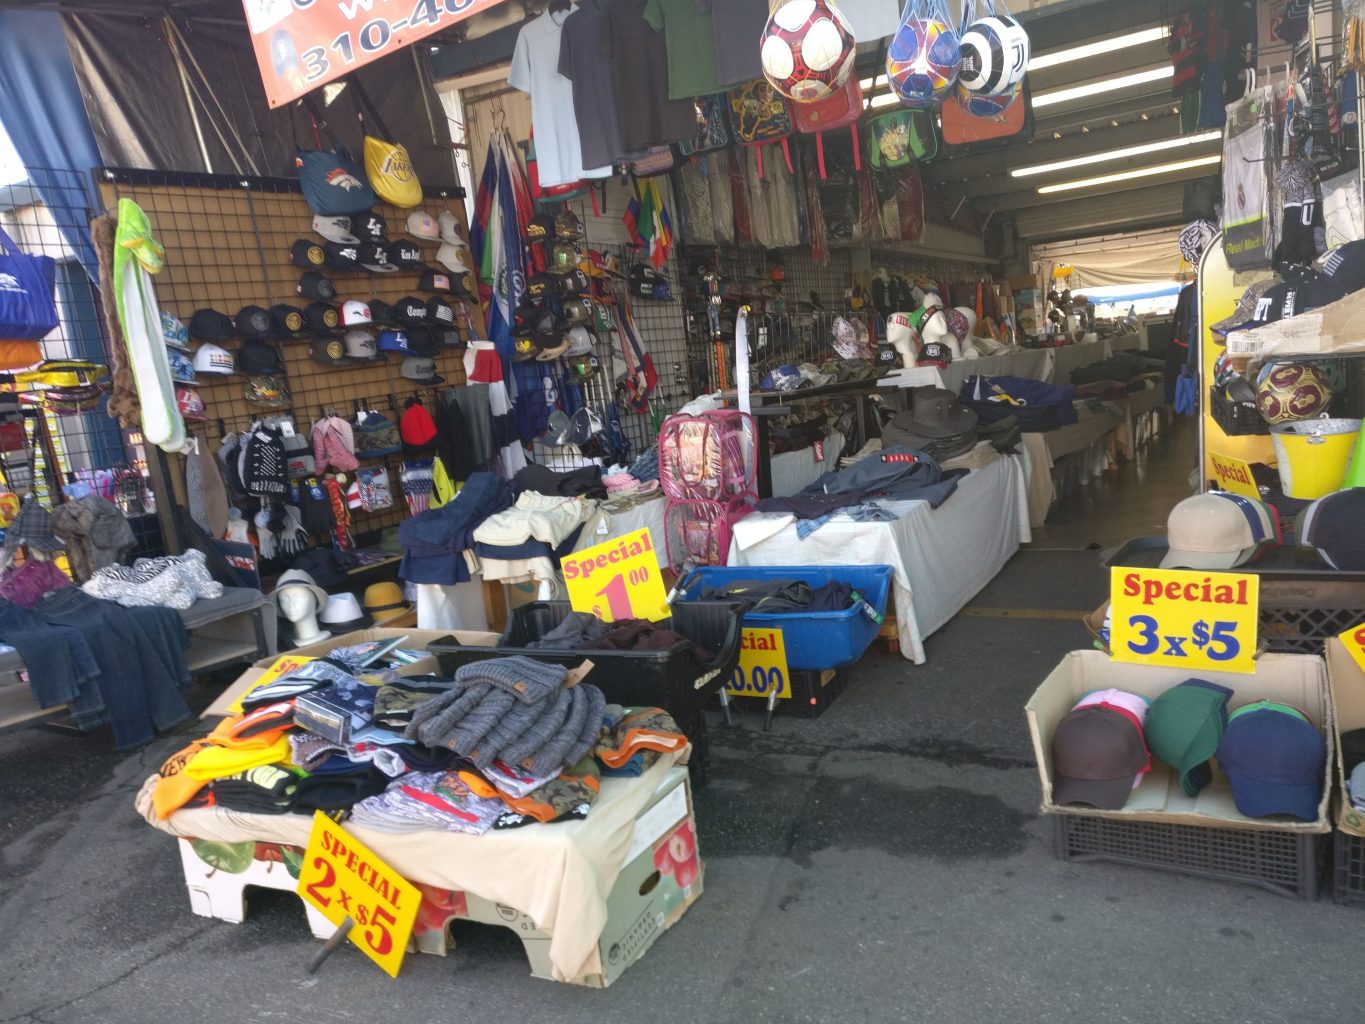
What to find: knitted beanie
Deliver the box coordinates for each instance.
[453,656,566,705]
[243,427,287,496]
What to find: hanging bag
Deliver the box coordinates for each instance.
[680,94,732,157]
[728,80,795,179]
[0,223,59,341]
[868,109,916,169]
[352,79,423,208]
[295,99,375,216]
[793,75,865,179]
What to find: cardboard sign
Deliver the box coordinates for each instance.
[243,0,509,108]
[297,813,419,978]
[563,528,668,622]
[226,654,315,714]
[725,627,791,700]
[1339,622,1365,676]
[1208,451,1261,499]
[1109,567,1259,674]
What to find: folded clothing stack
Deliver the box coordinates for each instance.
[524,610,698,654]
[405,656,606,776]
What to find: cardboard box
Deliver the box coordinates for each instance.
[1326,638,1365,838]
[1234,285,1365,359]
[204,627,500,717]
[1026,650,1333,833]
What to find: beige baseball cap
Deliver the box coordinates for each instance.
[1160,493,1260,570]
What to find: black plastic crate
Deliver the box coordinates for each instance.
[788,668,847,719]
[1108,538,1365,654]
[1210,385,1268,435]
[1333,830,1365,908]
[1053,813,1323,899]
[430,601,745,728]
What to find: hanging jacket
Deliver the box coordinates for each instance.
[399,471,513,585]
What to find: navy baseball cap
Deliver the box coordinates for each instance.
[1296,488,1365,570]
[1217,701,1326,821]
[1310,239,1365,304]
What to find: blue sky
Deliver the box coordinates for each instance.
[0,119,25,186]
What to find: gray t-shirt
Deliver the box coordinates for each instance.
[702,0,770,87]
[557,0,628,168]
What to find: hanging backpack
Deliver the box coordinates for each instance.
[352,79,423,208]
[728,80,794,179]
[868,109,916,169]
[680,94,732,157]
[793,76,865,179]
[940,81,1033,151]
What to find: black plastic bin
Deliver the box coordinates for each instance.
[430,601,745,784]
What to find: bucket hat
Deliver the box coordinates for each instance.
[271,568,328,611]
[363,581,410,624]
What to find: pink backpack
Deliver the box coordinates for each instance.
[793,76,864,179]
[658,410,756,502]
[665,498,753,568]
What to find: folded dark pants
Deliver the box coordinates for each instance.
[0,598,104,727]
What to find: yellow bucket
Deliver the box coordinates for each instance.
[1270,417,1362,498]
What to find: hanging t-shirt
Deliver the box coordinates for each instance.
[509,10,613,188]
[643,0,723,100]
[558,0,630,168]
[704,0,770,87]
[838,0,902,43]
[605,0,697,150]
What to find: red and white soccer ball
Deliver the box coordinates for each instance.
[1256,363,1333,423]
[760,0,857,104]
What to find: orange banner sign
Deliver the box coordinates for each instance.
[244,0,509,108]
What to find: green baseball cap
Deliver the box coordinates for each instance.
[1145,679,1234,797]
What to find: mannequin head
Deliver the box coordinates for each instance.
[886,313,921,369]
[271,570,331,645]
[277,586,319,623]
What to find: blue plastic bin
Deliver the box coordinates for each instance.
[676,564,893,670]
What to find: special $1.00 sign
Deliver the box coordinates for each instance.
[1109,567,1259,674]
[563,527,669,622]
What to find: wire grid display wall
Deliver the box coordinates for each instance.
[0,168,163,555]
[95,169,476,548]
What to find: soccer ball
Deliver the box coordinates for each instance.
[951,80,1021,117]
[760,0,856,104]
[958,15,1030,95]
[1256,363,1333,423]
[886,17,962,108]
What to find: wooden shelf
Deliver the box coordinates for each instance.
[185,637,262,674]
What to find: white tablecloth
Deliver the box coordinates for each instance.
[1020,410,1124,526]
[729,454,1031,664]
[769,430,845,497]
[878,348,1054,395]
[1049,338,1114,384]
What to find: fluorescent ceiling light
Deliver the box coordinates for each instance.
[1011,130,1221,177]
[868,91,901,110]
[1029,27,1171,71]
[1037,154,1221,194]
[1033,66,1173,109]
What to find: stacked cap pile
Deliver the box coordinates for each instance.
[881,386,978,461]
[1052,681,1326,820]
[405,656,606,776]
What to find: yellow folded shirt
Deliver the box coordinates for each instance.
[185,734,292,782]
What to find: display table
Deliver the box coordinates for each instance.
[136,757,699,986]
[729,454,1031,663]
[1020,410,1125,526]
[1048,337,1114,384]
[878,348,1053,394]
[769,430,846,497]
[1110,384,1166,460]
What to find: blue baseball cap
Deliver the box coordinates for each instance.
[377,330,411,353]
[1217,701,1326,821]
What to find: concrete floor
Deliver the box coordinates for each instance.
[1,419,1359,1023]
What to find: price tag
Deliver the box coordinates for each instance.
[1339,622,1365,675]
[1109,567,1259,674]
[226,654,315,714]
[1208,451,1260,499]
[725,627,790,700]
[562,527,668,622]
[297,812,419,978]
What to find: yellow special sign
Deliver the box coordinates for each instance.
[562,527,668,622]
[226,654,315,714]
[1208,451,1261,500]
[1339,622,1365,676]
[725,627,791,700]
[297,813,419,978]
[1109,567,1259,674]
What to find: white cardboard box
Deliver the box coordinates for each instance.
[1025,649,1333,833]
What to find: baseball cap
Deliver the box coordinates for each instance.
[425,297,456,328]
[269,304,307,339]
[1296,488,1365,570]
[311,336,354,368]
[558,267,590,297]
[1160,492,1269,570]
[401,355,444,385]
[297,271,337,301]
[176,385,205,422]
[562,299,593,328]
[628,263,671,300]
[389,239,426,270]
[526,272,557,302]
[419,268,472,297]
[437,209,464,245]
[917,341,952,368]
[1209,278,1280,336]
[1247,280,1308,327]
[161,311,191,351]
[304,301,341,336]
[537,330,570,361]
[245,375,290,409]
[554,209,583,240]
[352,210,387,242]
[405,326,440,357]
[436,241,471,274]
[359,242,399,273]
[432,327,464,350]
[193,343,236,375]
[1073,689,1151,724]
[343,329,379,361]
[290,239,327,269]
[512,333,542,362]
[565,325,594,356]
[323,241,363,271]
[377,329,411,354]
[340,299,372,327]
[406,210,440,240]
[190,308,234,343]
[237,338,282,375]
[168,350,196,384]
[527,212,556,245]
[368,299,397,327]
[395,295,428,328]
[234,305,272,340]
[1311,239,1365,304]
[313,214,359,245]
[1218,701,1326,821]
[1144,679,1234,796]
[1051,706,1150,809]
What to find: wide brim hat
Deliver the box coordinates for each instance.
[362,582,411,624]
[905,387,978,438]
[272,569,329,611]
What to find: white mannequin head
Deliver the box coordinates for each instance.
[277,584,330,644]
[886,313,921,369]
[953,306,978,338]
